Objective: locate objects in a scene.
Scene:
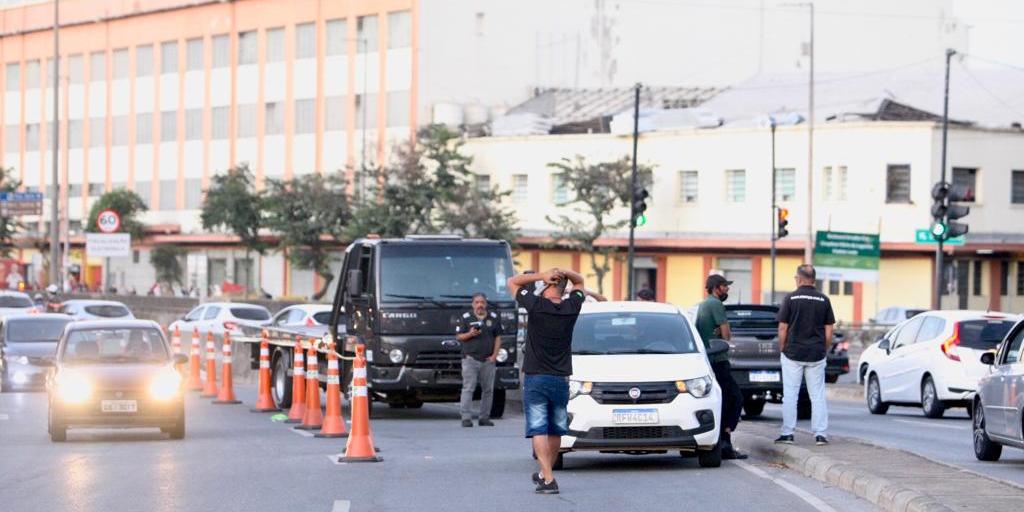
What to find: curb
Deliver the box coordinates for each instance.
[733,432,953,512]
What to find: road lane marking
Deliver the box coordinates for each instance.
[892,419,966,431]
[733,460,838,512]
[331,500,350,512]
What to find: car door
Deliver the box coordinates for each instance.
[908,316,946,401]
[996,325,1024,440]
[875,315,925,401]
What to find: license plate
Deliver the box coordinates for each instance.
[101,400,138,413]
[612,408,659,425]
[749,371,781,383]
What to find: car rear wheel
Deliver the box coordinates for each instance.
[972,401,1002,461]
[698,443,722,468]
[743,396,766,418]
[867,374,889,415]
[271,352,292,409]
[921,377,945,419]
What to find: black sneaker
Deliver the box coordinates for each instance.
[722,446,749,460]
[531,472,543,484]
[461,420,473,428]
[479,419,495,427]
[535,479,559,494]
[815,435,829,446]
[774,435,795,445]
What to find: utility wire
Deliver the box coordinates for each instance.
[954,59,1024,120]
[725,56,941,91]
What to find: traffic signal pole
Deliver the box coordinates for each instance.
[770,120,777,304]
[626,83,641,300]
[933,49,954,311]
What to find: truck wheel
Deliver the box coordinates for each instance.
[797,389,812,420]
[49,408,66,442]
[271,352,292,409]
[490,389,506,419]
[921,376,945,419]
[742,396,766,418]
[698,443,722,468]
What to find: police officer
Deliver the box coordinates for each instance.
[455,293,503,427]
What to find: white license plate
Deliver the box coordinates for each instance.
[101,400,138,413]
[612,408,659,425]
[749,371,781,383]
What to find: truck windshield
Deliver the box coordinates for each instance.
[380,244,513,302]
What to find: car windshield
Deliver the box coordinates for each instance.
[0,295,32,308]
[231,307,270,321]
[725,306,778,329]
[380,244,513,302]
[62,328,169,364]
[83,304,131,318]
[958,320,1016,350]
[571,312,699,355]
[6,318,71,342]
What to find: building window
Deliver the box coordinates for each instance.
[886,164,911,203]
[112,48,129,79]
[135,45,153,77]
[69,54,84,84]
[23,60,39,88]
[211,107,229,140]
[186,38,204,71]
[295,99,315,134]
[159,179,177,211]
[355,94,377,130]
[296,23,316,59]
[726,169,746,202]
[68,120,83,149]
[212,35,230,68]
[266,27,285,63]
[160,41,178,74]
[185,178,203,209]
[88,182,104,197]
[90,51,106,82]
[843,281,854,295]
[553,174,569,205]
[135,180,151,208]
[88,118,104,148]
[185,109,202,141]
[357,15,378,53]
[679,170,698,203]
[386,91,410,127]
[238,31,257,65]
[68,183,82,197]
[837,166,848,200]
[237,104,256,138]
[325,96,344,131]
[476,174,491,193]
[1012,171,1024,205]
[326,19,347,56]
[774,168,795,202]
[952,167,977,202]
[973,260,983,296]
[5,63,18,91]
[513,174,528,203]
[136,113,153,144]
[388,11,412,49]
[111,116,129,146]
[1017,262,1024,296]
[265,102,283,135]
[823,166,832,200]
[25,123,39,150]
[4,124,19,150]
[160,111,177,142]
[1000,261,1009,296]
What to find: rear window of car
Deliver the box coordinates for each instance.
[230,307,270,321]
[905,309,926,319]
[84,305,131,318]
[0,295,33,308]
[725,307,778,329]
[6,318,71,342]
[958,320,1016,350]
[312,311,332,324]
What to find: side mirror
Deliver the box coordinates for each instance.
[707,339,730,357]
[879,338,890,352]
[173,354,189,366]
[347,269,363,297]
[980,351,995,366]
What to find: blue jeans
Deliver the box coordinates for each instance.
[523,374,569,437]
[780,355,828,437]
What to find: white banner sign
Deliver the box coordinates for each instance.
[86,233,132,258]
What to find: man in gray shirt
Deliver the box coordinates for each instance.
[455,293,503,427]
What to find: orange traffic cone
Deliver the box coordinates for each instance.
[213,333,241,404]
[251,330,280,412]
[296,343,324,430]
[170,326,183,373]
[188,327,202,391]
[340,344,381,462]
[316,341,348,438]
[200,332,219,398]
[285,337,307,424]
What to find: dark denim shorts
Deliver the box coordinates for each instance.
[523,374,569,437]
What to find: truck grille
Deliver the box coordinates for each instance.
[591,382,678,405]
[411,350,462,369]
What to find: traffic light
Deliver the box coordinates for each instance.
[776,207,789,239]
[930,181,971,241]
[631,186,649,227]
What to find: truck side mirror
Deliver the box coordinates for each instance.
[347,269,363,297]
[980,351,995,365]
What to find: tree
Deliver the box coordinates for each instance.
[545,155,653,296]
[0,168,23,257]
[150,245,185,292]
[263,173,349,300]
[201,164,265,292]
[85,188,148,239]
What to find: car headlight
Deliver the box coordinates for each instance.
[568,380,592,400]
[388,348,404,364]
[56,371,93,403]
[149,366,182,400]
[16,356,29,365]
[676,375,713,398]
[496,348,509,363]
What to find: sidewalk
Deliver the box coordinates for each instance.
[734,420,1023,512]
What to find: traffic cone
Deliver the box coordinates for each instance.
[200,331,219,398]
[285,337,307,424]
[340,344,381,462]
[251,330,280,412]
[170,326,183,372]
[315,341,348,438]
[187,327,202,391]
[296,343,323,430]
[213,333,241,404]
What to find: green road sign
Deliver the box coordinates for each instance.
[812,231,880,282]
[914,229,964,246]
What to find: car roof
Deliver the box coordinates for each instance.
[0,290,31,298]
[200,302,268,309]
[283,304,332,312]
[580,301,683,315]
[68,319,162,331]
[917,310,1021,322]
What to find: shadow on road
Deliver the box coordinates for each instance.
[62,428,173,443]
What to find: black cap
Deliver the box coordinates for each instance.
[705,274,733,291]
[636,288,655,301]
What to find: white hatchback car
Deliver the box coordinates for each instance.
[560,301,725,468]
[169,302,271,340]
[864,310,1019,418]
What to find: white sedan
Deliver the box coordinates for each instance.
[59,300,134,321]
[169,302,271,339]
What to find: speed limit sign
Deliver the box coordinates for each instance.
[97,209,121,233]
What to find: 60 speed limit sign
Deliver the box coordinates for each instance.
[97,209,121,233]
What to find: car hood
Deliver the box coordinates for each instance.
[59,364,166,388]
[570,353,711,382]
[3,341,59,360]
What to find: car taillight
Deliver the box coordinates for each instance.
[941,323,961,362]
[223,321,239,331]
[305,316,315,327]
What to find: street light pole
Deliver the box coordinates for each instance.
[49,0,60,288]
[770,118,777,303]
[805,2,815,264]
[626,83,641,301]
[933,48,955,310]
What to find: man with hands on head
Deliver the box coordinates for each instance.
[507,268,587,495]
[455,292,503,427]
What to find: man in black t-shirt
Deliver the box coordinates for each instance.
[774,264,836,446]
[507,268,586,495]
[454,293,503,427]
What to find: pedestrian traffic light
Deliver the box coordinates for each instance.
[929,181,971,241]
[776,207,789,239]
[631,186,649,227]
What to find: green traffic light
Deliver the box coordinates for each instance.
[931,222,947,238]
[636,214,647,227]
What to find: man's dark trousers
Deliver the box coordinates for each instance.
[711,359,743,436]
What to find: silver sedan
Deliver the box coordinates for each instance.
[973,318,1024,461]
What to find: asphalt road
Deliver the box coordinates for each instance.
[757,400,1024,488]
[0,385,878,512]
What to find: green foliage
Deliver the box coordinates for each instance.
[0,168,23,257]
[85,188,148,239]
[150,245,185,287]
[200,163,266,254]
